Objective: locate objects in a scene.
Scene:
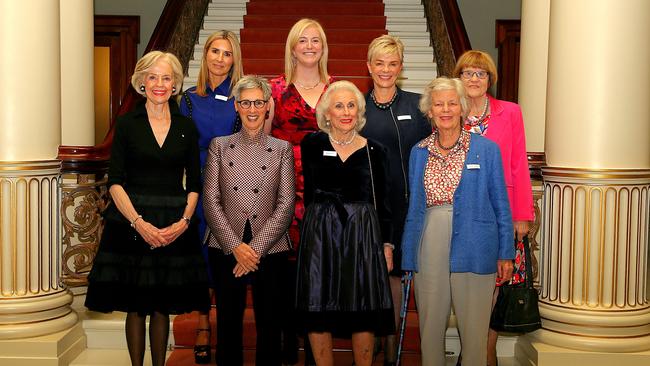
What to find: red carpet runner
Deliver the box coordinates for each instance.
[169,1,421,364]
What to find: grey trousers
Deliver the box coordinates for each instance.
[414,205,496,366]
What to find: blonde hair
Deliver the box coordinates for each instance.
[131,51,183,96]
[284,18,329,85]
[195,30,243,97]
[316,81,366,133]
[367,34,404,63]
[419,77,469,124]
[453,50,498,88]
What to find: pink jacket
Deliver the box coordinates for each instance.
[485,96,535,221]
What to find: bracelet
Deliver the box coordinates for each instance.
[383,243,395,250]
[181,216,191,225]
[130,215,142,228]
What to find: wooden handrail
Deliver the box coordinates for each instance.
[422,0,472,77]
[438,0,472,61]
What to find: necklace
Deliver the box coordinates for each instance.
[435,130,461,151]
[470,96,489,122]
[329,131,357,146]
[370,89,398,110]
[295,80,321,90]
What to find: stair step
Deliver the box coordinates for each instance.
[188,59,371,78]
[240,28,387,43]
[251,0,382,2]
[243,15,387,29]
[246,2,385,16]
[206,7,247,17]
[387,18,428,32]
[239,43,372,60]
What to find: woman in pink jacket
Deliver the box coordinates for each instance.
[454,50,535,366]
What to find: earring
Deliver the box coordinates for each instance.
[326,120,330,126]
[172,86,177,93]
[139,85,145,92]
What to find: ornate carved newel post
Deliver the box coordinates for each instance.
[517,0,650,364]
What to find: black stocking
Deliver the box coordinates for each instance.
[149,311,170,366]
[125,312,146,366]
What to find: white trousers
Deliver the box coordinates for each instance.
[414,205,496,366]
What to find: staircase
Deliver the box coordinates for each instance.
[69,1,525,365]
[183,0,437,94]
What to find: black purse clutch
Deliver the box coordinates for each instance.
[489,236,542,333]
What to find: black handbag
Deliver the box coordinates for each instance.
[489,236,542,333]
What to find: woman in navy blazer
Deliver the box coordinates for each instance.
[401,77,514,365]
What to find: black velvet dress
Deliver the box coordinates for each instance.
[296,132,394,336]
[85,101,210,315]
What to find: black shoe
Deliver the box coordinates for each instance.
[193,328,211,364]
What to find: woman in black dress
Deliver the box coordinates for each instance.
[85,51,210,366]
[296,80,394,366]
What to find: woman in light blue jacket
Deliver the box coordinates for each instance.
[401,77,514,365]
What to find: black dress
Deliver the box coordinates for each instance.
[85,101,210,315]
[296,132,394,336]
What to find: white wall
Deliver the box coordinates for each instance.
[94,0,166,57]
[456,0,522,65]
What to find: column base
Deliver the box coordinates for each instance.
[516,334,650,366]
[0,323,86,366]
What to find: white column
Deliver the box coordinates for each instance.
[0,1,83,363]
[517,0,650,364]
[517,0,550,153]
[0,0,61,161]
[60,0,95,146]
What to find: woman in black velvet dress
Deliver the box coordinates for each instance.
[85,51,210,366]
[296,80,394,366]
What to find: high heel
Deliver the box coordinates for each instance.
[193,328,211,364]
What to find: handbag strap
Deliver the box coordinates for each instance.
[365,144,377,210]
[523,236,534,289]
[182,92,192,120]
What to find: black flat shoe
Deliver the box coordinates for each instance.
[193,328,211,364]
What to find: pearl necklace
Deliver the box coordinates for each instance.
[469,96,489,123]
[295,80,321,90]
[329,131,356,146]
[370,89,397,110]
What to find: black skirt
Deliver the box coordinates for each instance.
[85,196,210,315]
[296,196,395,336]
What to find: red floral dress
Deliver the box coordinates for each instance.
[270,75,334,248]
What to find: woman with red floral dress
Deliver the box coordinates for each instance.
[264,18,333,365]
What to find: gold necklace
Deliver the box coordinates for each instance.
[295,80,321,90]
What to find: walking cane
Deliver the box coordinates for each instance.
[396,271,413,366]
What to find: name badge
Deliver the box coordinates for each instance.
[215,94,228,101]
[323,150,337,157]
[467,164,480,170]
[397,115,412,121]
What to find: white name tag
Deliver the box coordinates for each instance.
[397,115,412,121]
[467,164,480,169]
[215,94,228,101]
[323,150,337,157]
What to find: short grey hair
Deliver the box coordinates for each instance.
[316,80,366,133]
[419,77,469,119]
[232,75,272,101]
